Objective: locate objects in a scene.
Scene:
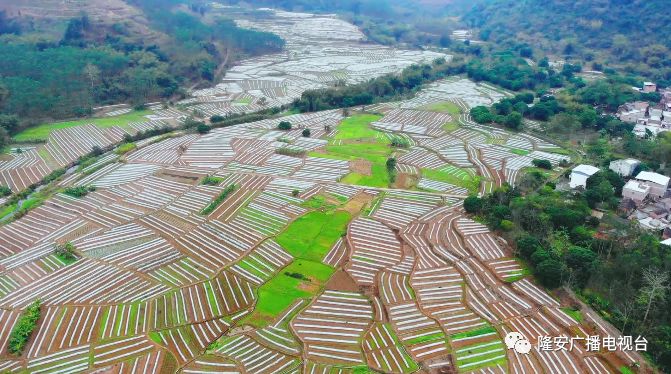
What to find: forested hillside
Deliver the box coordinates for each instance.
[0,0,284,137]
[463,0,671,84]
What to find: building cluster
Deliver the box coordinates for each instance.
[569,161,671,236]
[617,83,671,137]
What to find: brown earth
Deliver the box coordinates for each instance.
[325,270,359,292]
[393,172,417,189]
[349,159,372,175]
[340,192,374,215]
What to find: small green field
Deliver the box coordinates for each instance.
[335,114,383,140]
[233,98,252,105]
[509,148,530,156]
[13,110,152,142]
[560,307,584,323]
[421,101,461,116]
[421,167,481,193]
[244,259,334,327]
[277,210,351,262]
[312,114,394,188]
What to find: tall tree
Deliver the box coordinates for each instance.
[639,268,670,323]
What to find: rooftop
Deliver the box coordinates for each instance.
[611,158,640,166]
[572,164,600,176]
[624,180,650,194]
[636,171,671,187]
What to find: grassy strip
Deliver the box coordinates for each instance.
[8,300,41,355]
[13,110,152,142]
[450,325,496,340]
[200,184,237,215]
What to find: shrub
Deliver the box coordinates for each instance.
[391,137,410,148]
[62,186,95,198]
[532,159,553,170]
[200,176,224,186]
[54,242,77,264]
[463,195,483,213]
[200,184,237,215]
[500,219,514,231]
[210,115,225,123]
[302,128,311,137]
[276,148,305,157]
[196,123,211,134]
[8,300,41,355]
[278,121,292,130]
[115,142,136,155]
[0,185,11,197]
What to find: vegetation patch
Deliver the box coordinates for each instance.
[421,101,461,116]
[115,142,137,155]
[54,242,78,265]
[200,184,237,215]
[62,186,96,198]
[277,210,351,261]
[244,259,334,327]
[200,175,225,186]
[421,167,481,193]
[334,114,383,140]
[8,300,41,355]
[13,110,152,142]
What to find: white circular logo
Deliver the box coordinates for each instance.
[505,332,531,354]
[514,339,532,354]
[505,332,524,349]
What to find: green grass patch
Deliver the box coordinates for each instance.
[0,204,17,220]
[334,114,383,140]
[421,101,461,116]
[443,121,459,132]
[509,148,530,156]
[148,331,163,344]
[301,195,338,211]
[115,142,136,155]
[13,110,152,142]
[233,98,252,105]
[421,168,481,193]
[404,330,446,345]
[619,366,634,374]
[244,259,334,327]
[560,307,584,323]
[277,210,351,261]
[450,325,497,341]
[455,340,506,371]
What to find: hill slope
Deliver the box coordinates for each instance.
[462,0,671,83]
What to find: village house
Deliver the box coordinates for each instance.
[635,171,670,198]
[644,82,657,93]
[569,164,600,189]
[609,158,640,177]
[622,180,650,204]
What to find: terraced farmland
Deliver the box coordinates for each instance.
[0,77,642,373]
[0,7,639,374]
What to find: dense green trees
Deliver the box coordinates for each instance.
[0,4,284,127]
[463,0,671,84]
[469,181,671,371]
[294,58,465,112]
